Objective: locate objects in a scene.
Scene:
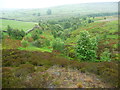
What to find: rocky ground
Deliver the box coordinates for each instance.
[46,65,112,88]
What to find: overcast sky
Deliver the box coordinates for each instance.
[0,0,119,8]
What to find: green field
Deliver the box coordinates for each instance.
[0,19,36,31]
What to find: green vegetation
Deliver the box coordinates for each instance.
[21,40,29,47]
[52,38,64,52]
[6,25,26,40]
[2,16,118,61]
[76,31,97,61]
[18,46,52,52]
[1,2,119,88]
[0,19,36,31]
[100,48,111,61]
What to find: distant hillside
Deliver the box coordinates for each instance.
[0,2,118,22]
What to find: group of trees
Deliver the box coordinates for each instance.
[31,29,42,40]
[38,16,93,38]
[32,9,52,16]
[50,30,99,62]
[51,30,111,62]
[40,17,82,40]
[36,17,99,61]
[52,38,64,52]
[33,13,41,16]
[47,9,52,15]
[7,25,25,40]
[86,12,117,17]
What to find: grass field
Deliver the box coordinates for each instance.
[0,19,36,31]
[18,46,52,52]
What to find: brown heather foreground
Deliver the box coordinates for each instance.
[2,49,119,88]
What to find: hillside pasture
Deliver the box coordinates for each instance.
[0,19,36,31]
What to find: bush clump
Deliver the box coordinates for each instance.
[100,48,111,61]
[52,38,64,52]
[21,40,29,47]
[7,25,25,40]
[64,45,76,58]
[76,31,98,61]
[32,39,44,48]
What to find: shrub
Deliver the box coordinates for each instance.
[51,31,57,38]
[7,25,25,40]
[100,48,111,61]
[32,39,44,48]
[27,37,34,42]
[35,29,42,34]
[64,22,71,29]
[52,24,63,31]
[7,25,12,36]
[21,40,29,47]
[32,33,39,40]
[64,45,76,58]
[15,30,25,39]
[82,17,86,20]
[72,25,78,30]
[52,38,64,52]
[88,19,93,23]
[76,31,97,61]
[45,39,50,46]
[64,29,71,38]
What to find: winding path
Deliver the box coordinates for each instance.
[96,18,118,22]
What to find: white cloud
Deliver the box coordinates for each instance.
[0,0,119,8]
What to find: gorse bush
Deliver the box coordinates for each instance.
[76,31,97,61]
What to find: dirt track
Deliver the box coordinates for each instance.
[96,18,118,22]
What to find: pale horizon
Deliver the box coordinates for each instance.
[0,0,119,9]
